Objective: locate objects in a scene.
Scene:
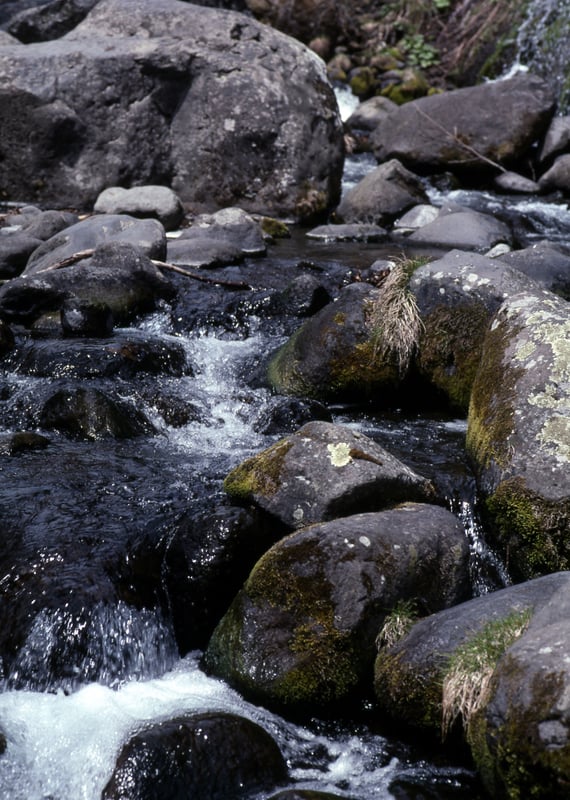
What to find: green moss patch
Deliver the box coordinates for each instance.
[223,439,293,502]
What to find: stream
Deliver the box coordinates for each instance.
[0,84,569,800]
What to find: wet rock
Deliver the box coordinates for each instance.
[0,430,50,455]
[5,329,188,380]
[270,273,332,318]
[39,385,154,440]
[163,503,285,652]
[267,282,401,402]
[336,159,428,225]
[371,73,555,177]
[306,223,387,242]
[94,185,184,231]
[60,297,114,337]
[410,249,537,410]
[166,207,266,267]
[0,233,42,278]
[102,712,288,800]
[24,214,167,275]
[223,420,437,530]
[0,241,173,327]
[0,0,344,219]
[269,793,347,800]
[538,115,570,164]
[393,203,439,233]
[373,572,570,735]
[472,577,570,800]
[467,290,570,580]
[538,153,570,192]
[0,318,15,356]
[252,396,332,435]
[407,207,513,252]
[204,504,470,712]
[13,208,79,240]
[497,240,570,299]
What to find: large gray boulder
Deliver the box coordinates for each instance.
[497,240,570,299]
[410,249,538,411]
[371,74,555,175]
[204,504,470,712]
[467,290,570,580]
[0,0,344,219]
[223,420,437,529]
[407,207,513,252]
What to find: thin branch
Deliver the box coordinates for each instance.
[32,248,254,289]
[414,105,507,173]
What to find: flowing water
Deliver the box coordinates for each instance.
[0,79,568,800]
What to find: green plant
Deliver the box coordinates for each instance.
[376,599,419,649]
[441,609,531,739]
[401,33,441,68]
[366,259,425,376]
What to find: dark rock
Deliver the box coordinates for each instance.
[7,208,79,240]
[252,396,332,435]
[410,249,538,410]
[102,712,288,800]
[163,503,285,652]
[60,297,114,337]
[0,319,15,355]
[24,214,167,275]
[94,185,184,231]
[0,430,50,455]
[204,504,470,712]
[373,572,570,734]
[371,74,555,176]
[345,95,398,132]
[5,329,188,380]
[467,290,570,580]
[0,233,42,278]
[336,159,428,225]
[538,153,570,192]
[39,385,153,440]
[0,0,344,219]
[223,420,437,530]
[497,240,570,298]
[538,115,570,164]
[493,170,540,194]
[267,282,401,402]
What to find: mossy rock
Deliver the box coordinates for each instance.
[467,290,570,580]
[204,504,470,714]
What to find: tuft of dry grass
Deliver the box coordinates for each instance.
[376,599,418,650]
[366,259,425,377]
[441,609,531,739]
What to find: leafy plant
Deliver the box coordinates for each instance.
[401,33,441,68]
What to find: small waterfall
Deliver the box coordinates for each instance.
[509,0,570,112]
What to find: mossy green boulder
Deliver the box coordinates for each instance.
[467,290,570,580]
[203,504,470,714]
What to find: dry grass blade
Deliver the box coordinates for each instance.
[441,609,531,739]
[367,260,424,376]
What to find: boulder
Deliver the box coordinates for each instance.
[6,0,98,42]
[204,504,470,712]
[407,207,513,252]
[102,712,287,800]
[493,170,541,194]
[467,290,570,580]
[335,159,428,225]
[0,0,344,219]
[538,115,570,164]
[166,207,266,267]
[3,207,79,239]
[306,223,387,242]
[0,233,42,278]
[345,95,398,132]
[252,396,332,435]
[538,153,570,192]
[223,420,437,529]
[267,282,402,402]
[472,577,570,800]
[374,572,570,735]
[371,74,555,176]
[23,214,167,275]
[0,430,49,455]
[497,240,570,299]
[0,240,173,326]
[94,185,184,231]
[410,250,538,410]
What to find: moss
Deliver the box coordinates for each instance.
[223,439,293,502]
[466,312,525,472]
[485,478,570,581]
[328,336,399,397]
[374,650,443,732]
[470,657,570,799]
[267,326,318,398]
[418,301,490,411]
